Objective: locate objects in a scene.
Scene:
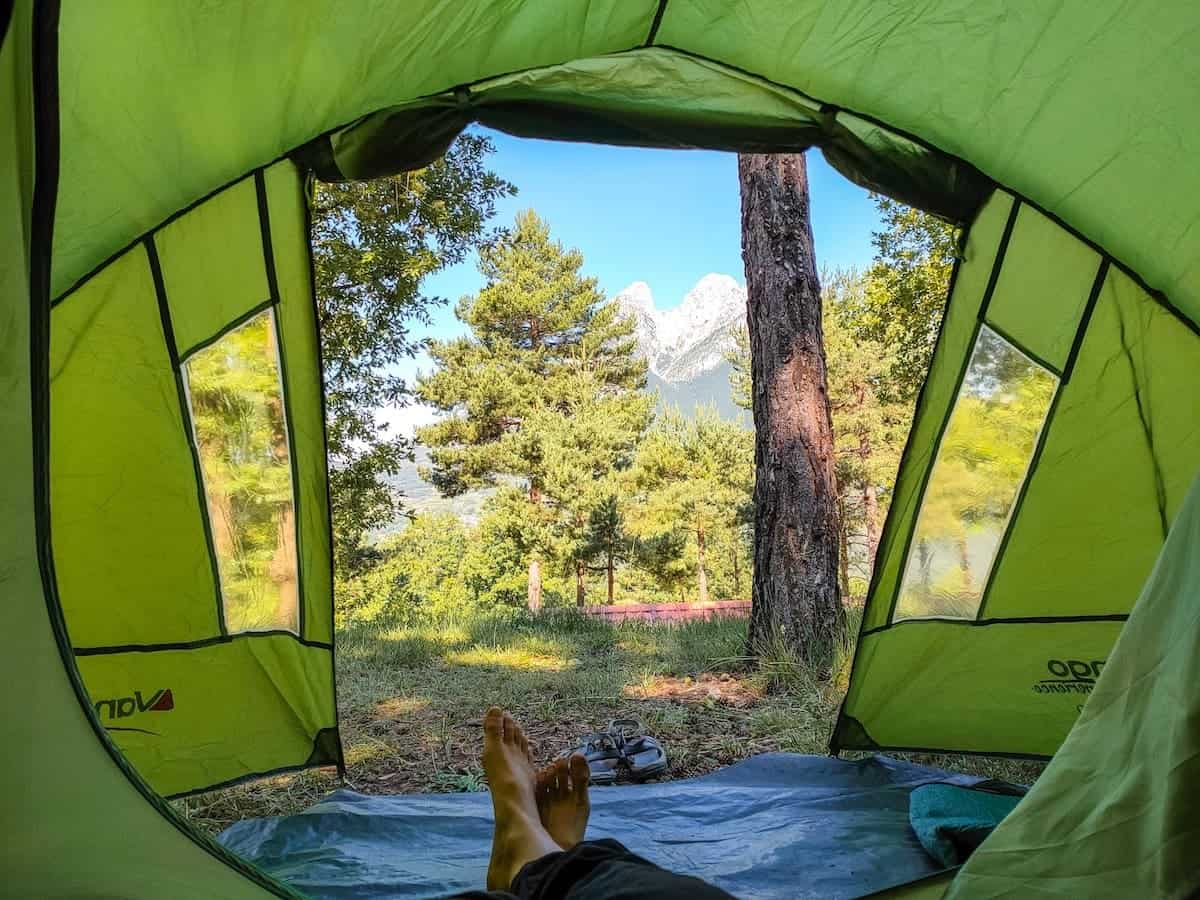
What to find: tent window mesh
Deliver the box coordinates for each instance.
[183,310,299,633]
[895,325,1057,621]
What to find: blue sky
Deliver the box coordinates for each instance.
[386,128,882,434]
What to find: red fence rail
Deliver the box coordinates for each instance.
[576,599,751,624]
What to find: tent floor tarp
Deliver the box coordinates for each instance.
[217,753,979,899]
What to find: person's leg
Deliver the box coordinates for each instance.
[453,708,734,900]
[479,706,561,891]
[508,838,736,900]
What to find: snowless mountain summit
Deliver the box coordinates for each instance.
[615,274,746,383]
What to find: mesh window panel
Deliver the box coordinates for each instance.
[895,326,1057,620]
[183,310,299,633]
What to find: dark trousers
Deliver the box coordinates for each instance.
[452,838,736,899]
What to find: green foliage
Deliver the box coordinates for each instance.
[577,495,635,604]
[417,209,647,493]
[186,313,296,630]
[861,196,958,401]
[466,487,565,607]
[335,513,473,626]
[725,199,956,593]
[726,269,910,591]
[822,269,912,584]
[725,323,753,412]
[628,407,755,603]
[898,329,1056,617]
[312,133,514,572]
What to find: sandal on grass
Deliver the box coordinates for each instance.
[557,731,622,785]
[607,718,669,782]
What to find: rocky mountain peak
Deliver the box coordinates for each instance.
[616,274,746,383]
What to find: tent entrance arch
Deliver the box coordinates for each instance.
[6,3,1198,897]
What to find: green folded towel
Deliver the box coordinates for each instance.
[909,782,1024,867]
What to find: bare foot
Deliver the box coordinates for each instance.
[536,754,591,849]
[481,707,561,890]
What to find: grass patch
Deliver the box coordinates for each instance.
[175,606,1044,836]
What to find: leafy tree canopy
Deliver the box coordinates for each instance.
[312,133,514,571]
[861,196,958,401]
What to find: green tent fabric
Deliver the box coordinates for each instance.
[832,190,1200,758]
[947,468,1200,898]
[4,1,1199,897]
[50,161,340,798]
[2,4,295,896]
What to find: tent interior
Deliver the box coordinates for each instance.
[4,2,1198,897]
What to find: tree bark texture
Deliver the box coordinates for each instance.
[732,541,742,596]
[863,481,881,564]
[739,153,845,661]
[575,561,586,607]
[836,494,852,598]
[696,524,710,603]
[528,557,542,611]
[859,428,881,567]
[527,484,542,611]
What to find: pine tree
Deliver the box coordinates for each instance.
[531,368,653,606]
[576,495,633,605]
[416,210,648,609]
[729,270,911,596]
[725,323,753,412]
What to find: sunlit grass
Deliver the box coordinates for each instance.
[446,646,574,672]
[373,697,430,719]
[177,602,1044,836]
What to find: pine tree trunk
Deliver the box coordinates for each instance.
[732,541,742,596]
[527,484,542,611]
[863,481,880,564]
[836,494,851,598]
[270,504,299,632]
[606,555,615,605]
[575,561,586,607]
[696,524,710,603]
[528,557,542,612]
[739,153,845,663]
[917,538,933,603]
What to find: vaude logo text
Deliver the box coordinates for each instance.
[94,688,175,719]
[1032,659,1104,695]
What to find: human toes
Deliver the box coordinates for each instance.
[568,753,590,795]
[483,707,505,742]
[501,711,520,745]
[552,758,572,797]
